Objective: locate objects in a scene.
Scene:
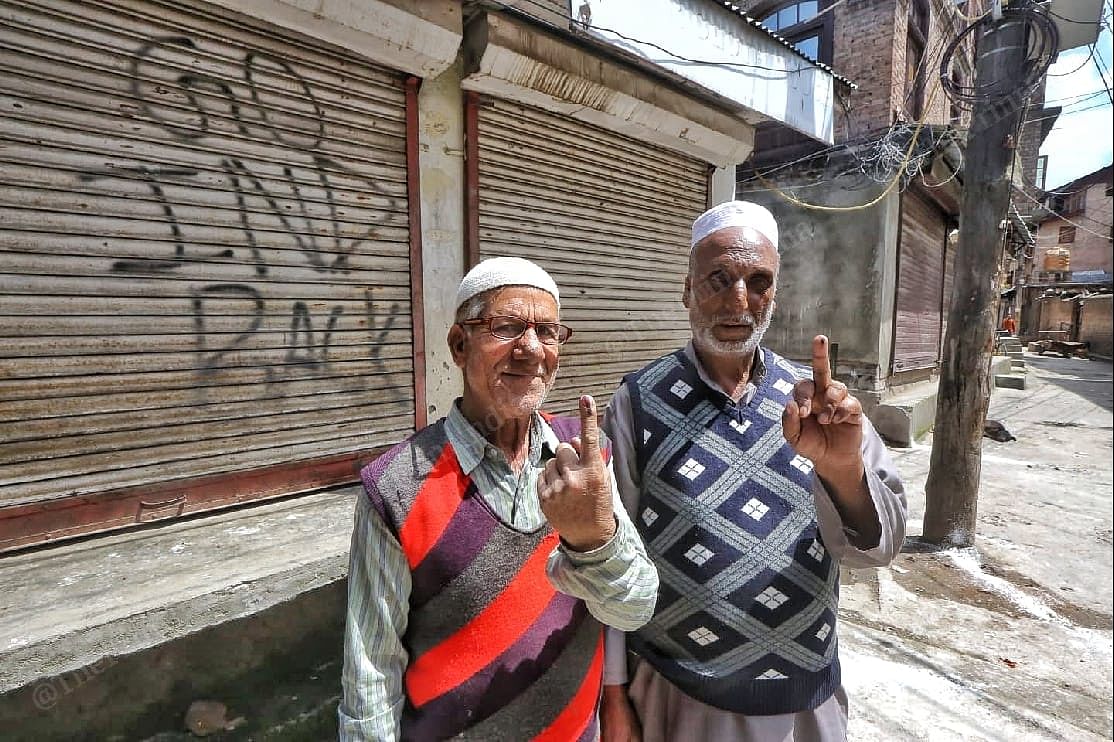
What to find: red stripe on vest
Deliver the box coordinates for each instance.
[531,631,604,742]
[398,445,468,570]
[405,532,560,707]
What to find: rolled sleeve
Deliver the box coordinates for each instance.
[813,417,908,568]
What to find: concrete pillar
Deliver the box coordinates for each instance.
[709,164,736,205]
[418,60,466,421]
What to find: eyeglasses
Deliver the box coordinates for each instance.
[459,315,573,345]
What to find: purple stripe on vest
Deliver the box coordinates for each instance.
[361,435,418,523]
[402,593,588,740]
[546,414,612,463]
[409,483,494,609]
[546,414,582,444]
[576,711,601,742]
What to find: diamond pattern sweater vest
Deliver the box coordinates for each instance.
[625,349,840,715]
[363,415,606,741]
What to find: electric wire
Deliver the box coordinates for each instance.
[1012,182,1114,239]
[939,3,1059,110]
[1090,44,1114,104]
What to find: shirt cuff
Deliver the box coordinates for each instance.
[812,468,896,566]
[558,517,622,565]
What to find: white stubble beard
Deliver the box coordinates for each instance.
[691,302,774,358]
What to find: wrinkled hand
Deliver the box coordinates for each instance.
[600,684,642,742]
[782,335,864,475]
[538,395,616,552]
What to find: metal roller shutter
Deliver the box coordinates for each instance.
[475,99,708,413]
[893,190,947,372]
[0,0,414,544]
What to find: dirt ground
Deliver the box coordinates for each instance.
[839,352,1113,741]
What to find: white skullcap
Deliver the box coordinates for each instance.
[455,256,560,311]
[691,201,779,251]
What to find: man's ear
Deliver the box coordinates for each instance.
[447,324,467,368]
[682,276,692,309]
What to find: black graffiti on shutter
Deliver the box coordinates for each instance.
[128,37,322,146]
[285,301,343,368]
[73,33,410,387]
[79,167,237,273]
[191,284,265,373]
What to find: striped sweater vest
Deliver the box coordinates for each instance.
[362,415,606,741]
[625,348,841,715]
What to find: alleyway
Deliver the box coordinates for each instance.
[841,353,1113,741]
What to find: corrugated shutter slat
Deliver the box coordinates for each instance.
[477,100,707,413]
[893,190,946,372]
[0,0,414,509]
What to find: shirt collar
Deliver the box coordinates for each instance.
[683,340,766,401]
[445,400,559,475]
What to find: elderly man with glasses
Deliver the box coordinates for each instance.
[340,256,659,741]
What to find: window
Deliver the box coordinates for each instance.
[1035,155,1048,191]
[760,1,833,63]
[1047,189,1082,218]
[1059,226,1076,243]
[905,0,930,120]
[1062,190,1086,216]
[762,1,819,31]
[906,34,925,119]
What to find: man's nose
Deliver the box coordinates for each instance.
[723,278,749,309]
[513,325,544,354]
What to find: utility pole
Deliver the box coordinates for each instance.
[923,3,1030,546]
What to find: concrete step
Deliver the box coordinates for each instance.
[994,373,1027,390]
[868,356,1014,446]
[1010,358,1026,370]
[1007,351,1024,360]
[0,488,358,740]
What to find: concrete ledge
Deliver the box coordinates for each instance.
[462,11,756,165]
[867,380,938,447]
[994,373,1027,390]
[200,0,463,77]
[869,356,1013,446]
[0,488,358,738]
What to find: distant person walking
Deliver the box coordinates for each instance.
[1002,313,1017,336]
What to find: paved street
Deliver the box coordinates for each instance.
[840,353,1113,741]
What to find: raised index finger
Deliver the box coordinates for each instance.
[578,395,601,458]
[811,335,832,394]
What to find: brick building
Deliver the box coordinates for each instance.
[1016,164,1113,353]
[1034,164,1113,280]
[733,0,1058,442]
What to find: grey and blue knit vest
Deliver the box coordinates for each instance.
[625,347,840,715]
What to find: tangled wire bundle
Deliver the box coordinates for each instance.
[939,1,1060,109]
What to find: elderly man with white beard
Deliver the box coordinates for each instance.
[599,201,907,742]
[341,256,658,741]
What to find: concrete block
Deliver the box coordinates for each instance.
[869,404,915,447]
[994,373,1027,389]
[0,488,359,739]
[989,355,1012,377]
[868,382,939,447]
